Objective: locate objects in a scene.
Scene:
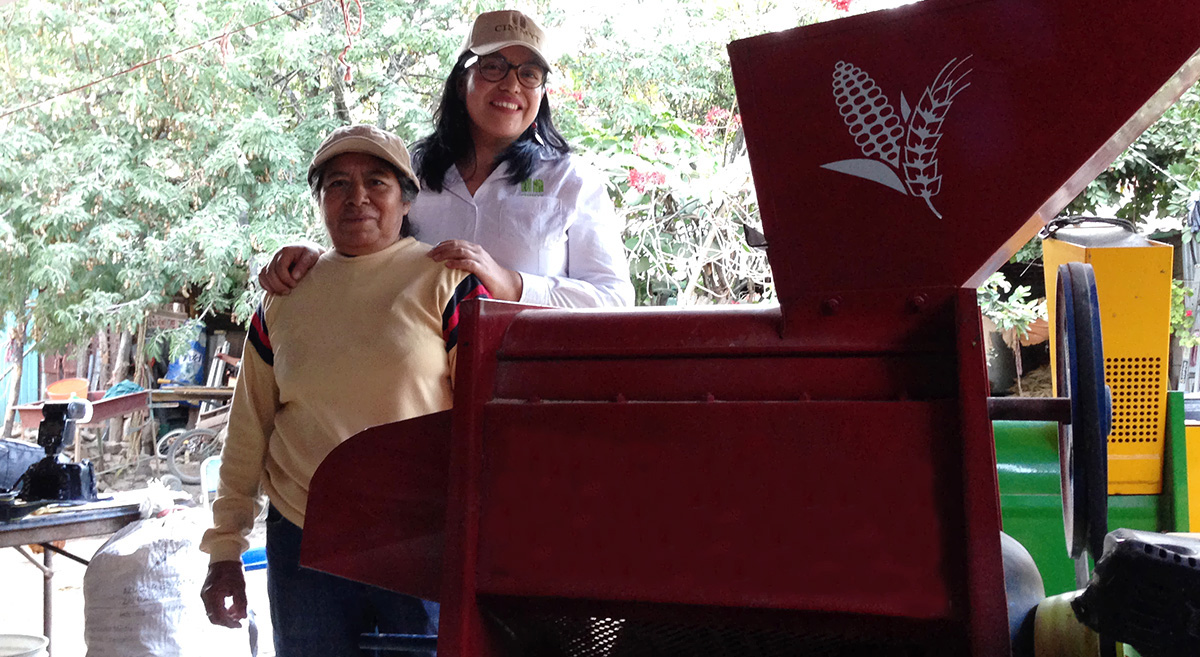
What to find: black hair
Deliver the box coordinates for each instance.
[410,52,571,192]
[309,160,420,238]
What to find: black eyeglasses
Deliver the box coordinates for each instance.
[466,55,547,89]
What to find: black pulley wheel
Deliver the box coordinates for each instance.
[1054,262,1110,563]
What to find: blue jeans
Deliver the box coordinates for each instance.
[266,505,439,657]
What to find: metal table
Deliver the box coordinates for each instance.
[0,502,142,656]
[13,388,234,473]
[12,387,234,427]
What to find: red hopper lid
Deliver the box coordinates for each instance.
[729,0,1200,301]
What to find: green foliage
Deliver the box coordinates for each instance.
[978,272,1045,337]
[1,0,859,353]
[575,106,769,305]
[1065,83,1200,224]
[1170,279,1200,348]
[0,0,451,351]
[553,1,835,304]
[1010,237,1042,264]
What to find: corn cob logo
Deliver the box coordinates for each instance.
[821,57,972,219]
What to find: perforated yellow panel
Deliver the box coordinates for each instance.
[1044,229,1173,495]
[1107,356,1165,446]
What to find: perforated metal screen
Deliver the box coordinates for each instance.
[484,610,936,657]
[1106,356,1165,445]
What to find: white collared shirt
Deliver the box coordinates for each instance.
[408,153,634,308]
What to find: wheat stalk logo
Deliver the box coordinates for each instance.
[821,57,972,219]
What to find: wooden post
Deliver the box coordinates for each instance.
[94,329,110,392]
[109,330,131,387]
[129,318,149,463]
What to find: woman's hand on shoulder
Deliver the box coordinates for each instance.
[258,242,324,295]
[427,240,523,301]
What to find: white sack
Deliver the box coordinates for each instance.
[83,508,253,657]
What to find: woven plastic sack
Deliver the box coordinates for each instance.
[83,508,252,657]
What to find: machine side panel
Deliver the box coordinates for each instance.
[955,286,1010,657]
[474,400,960,620]
[1045,238,1174,494]
[496,291,958,355]
[494,354,958,403]
[1086,244,1173,495]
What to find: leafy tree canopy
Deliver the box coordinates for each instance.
[8,0,1196,353]
[2,0,865,350]
[1066,83,1200,226]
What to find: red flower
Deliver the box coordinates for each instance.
[704,107,731,126]
[1188,310,1194,318]
[628,168,665,193]
[628,168,647,193]
[830,0,852,10]
[547,88,584,103]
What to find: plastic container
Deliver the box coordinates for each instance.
[0,634,48,657]
[45,378,88,401]
[0,439,43,490]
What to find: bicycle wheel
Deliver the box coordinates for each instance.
[156,428,188,459]
[167,428,221,485]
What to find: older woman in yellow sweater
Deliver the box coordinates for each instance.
[199,124,488,656]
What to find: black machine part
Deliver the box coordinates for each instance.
[17,453,99,505]
[1072,529,1200,657]
[0,401,99,520]
[1039,216,1139,245]
[35,399,91,455]
[1054,262,1111,568]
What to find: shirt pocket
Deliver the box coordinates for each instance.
[494,197,567,275]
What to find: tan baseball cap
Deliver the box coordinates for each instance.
[462,10,550,70]
[308,124,419,190]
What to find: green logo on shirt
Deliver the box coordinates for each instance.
[520,179,545,194]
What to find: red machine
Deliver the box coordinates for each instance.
[304,1,1200,655]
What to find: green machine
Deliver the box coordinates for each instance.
[995,397,1189,596]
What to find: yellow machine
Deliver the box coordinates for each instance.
[1044,219,1173,495]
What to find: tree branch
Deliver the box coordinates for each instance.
[274,0,309,23]
[331,63,350,123]
[105,290,157,313]
[153,118,171,140]
[0,340,39,383]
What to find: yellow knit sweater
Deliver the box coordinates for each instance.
[200,237,488,563]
